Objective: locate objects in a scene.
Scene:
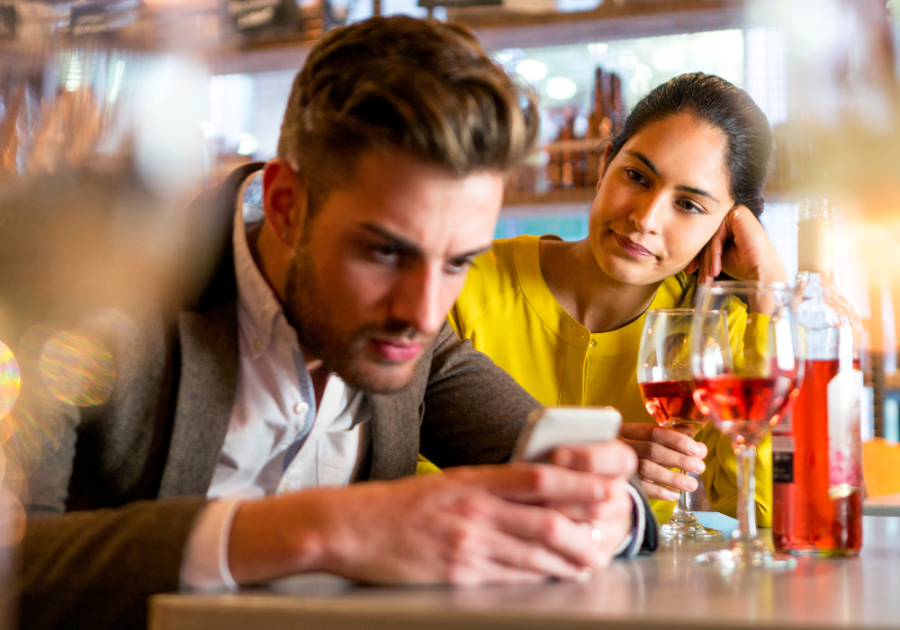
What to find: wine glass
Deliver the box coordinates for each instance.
[690,282,804,570]
[637,308,728,541]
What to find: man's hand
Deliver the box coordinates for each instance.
[617,423,706,501]
[228,456,636,586]
[544,439,638,554]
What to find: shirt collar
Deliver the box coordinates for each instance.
[233,172,297,360]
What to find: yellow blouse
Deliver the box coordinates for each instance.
[449,234,772,525]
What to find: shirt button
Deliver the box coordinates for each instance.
[589,339,597,348]
[293,402,309,415]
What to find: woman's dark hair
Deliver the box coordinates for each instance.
[607,72,773,218]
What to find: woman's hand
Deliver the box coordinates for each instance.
[617,423,706,502]
[695,206,789,285]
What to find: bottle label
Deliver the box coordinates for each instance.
[827,369,863,499]
[772,435,795,483]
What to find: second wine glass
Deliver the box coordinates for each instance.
[690,282,804,570]
[637,308,729,541]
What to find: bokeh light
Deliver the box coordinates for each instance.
[40,331,115,407]
[0,449,26,506]
[0,483,26,547]
[0,343,20,421]
[0,404,67,475]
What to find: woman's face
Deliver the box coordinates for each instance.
[588,112,734,287]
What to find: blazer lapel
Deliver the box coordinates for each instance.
[367,392,421,480]
[158,302,239,496]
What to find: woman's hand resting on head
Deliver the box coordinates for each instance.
[692,206,789,286]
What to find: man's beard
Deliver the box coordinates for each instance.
[283,244,432,394]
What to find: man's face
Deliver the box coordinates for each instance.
[284,150,504,393]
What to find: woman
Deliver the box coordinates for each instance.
[449,73,788,524]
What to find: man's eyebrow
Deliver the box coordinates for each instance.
[625,150,720,204]
[359,223,492,260]
[458,243,493,260]
[361,223,423,256]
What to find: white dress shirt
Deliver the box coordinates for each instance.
[180,173,371,588]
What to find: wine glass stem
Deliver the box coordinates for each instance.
[735,446,758,542]
[672,469,693,518]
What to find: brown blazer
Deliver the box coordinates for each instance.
[17,164,540,630]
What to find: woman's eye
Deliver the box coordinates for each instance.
[677,199,704,215]
[625,168,648,186]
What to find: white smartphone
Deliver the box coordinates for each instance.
[510,406,623,463]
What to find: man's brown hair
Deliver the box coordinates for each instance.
[276,15,539,211]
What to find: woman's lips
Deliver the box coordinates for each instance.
[613,234,654,258]
[370,339,423,362]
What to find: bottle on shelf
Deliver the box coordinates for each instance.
[772,198,864,556]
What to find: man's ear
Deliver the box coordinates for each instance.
[596,144,612,191]
[262,159,307,247]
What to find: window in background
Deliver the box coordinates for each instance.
[494,28,747,239]
[495,208,589,240]
[208,73,256,173]
[495,29,745,116]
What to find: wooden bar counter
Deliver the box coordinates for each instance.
[150,515,900,630]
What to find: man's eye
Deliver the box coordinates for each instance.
[445,258,473,274]
[372,244,400,259]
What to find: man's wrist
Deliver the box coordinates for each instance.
[228,491,333,584]
[181,498,243,590]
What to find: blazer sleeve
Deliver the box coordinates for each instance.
[418,322,541,467]
[19,497,207,630]
[625,478,659,555]
[12,307,213,630]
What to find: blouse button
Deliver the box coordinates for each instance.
[589,339,597,348]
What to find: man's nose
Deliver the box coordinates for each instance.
[629,194,666,234]
[390,263,447,337]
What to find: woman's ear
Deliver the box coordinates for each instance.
[596,144,613,191]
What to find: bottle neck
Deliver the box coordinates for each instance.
[797,219,834,274]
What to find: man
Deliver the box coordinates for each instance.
[17,16,656,630]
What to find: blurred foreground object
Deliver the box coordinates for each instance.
[0,2,221,626]
[754,0,900,439]
[758,0,900,235]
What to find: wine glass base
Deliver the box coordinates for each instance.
[694,538,797,571]
[660,518,724,542]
